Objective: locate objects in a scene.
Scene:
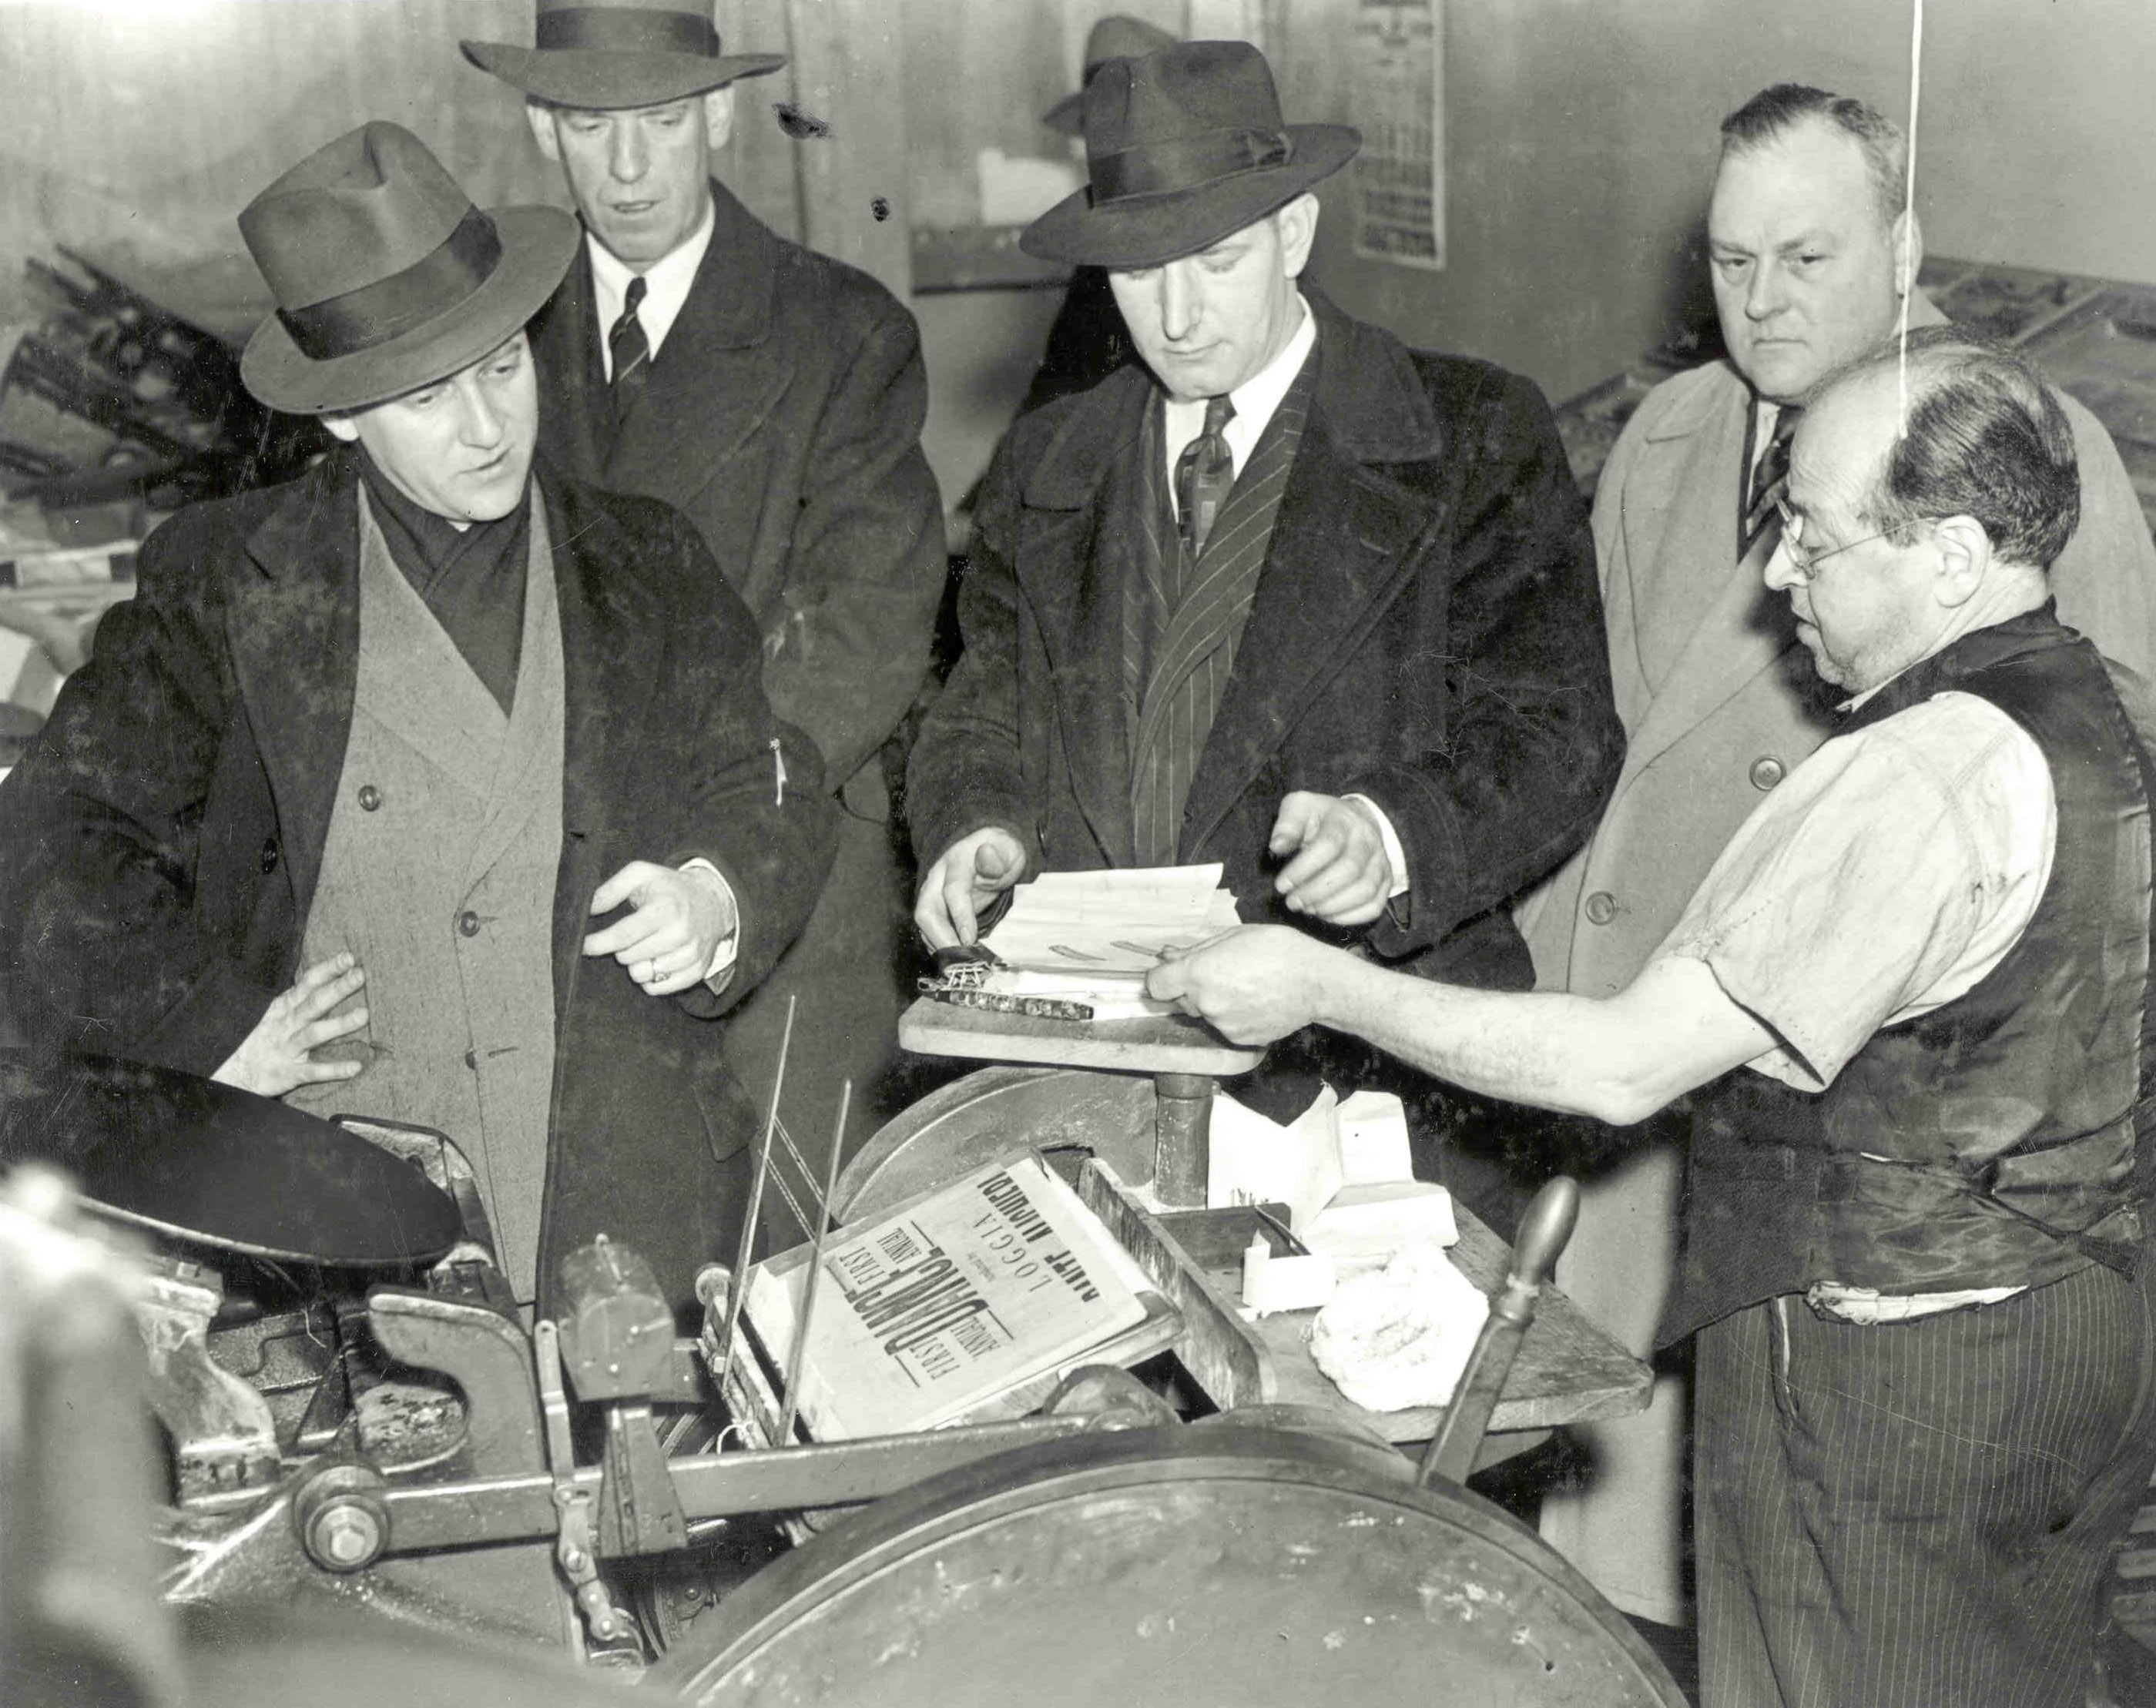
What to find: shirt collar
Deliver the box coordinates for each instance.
[1163,292,1317,474]
[587,195,716,373]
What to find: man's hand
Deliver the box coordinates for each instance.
[211,953,368,1098]
[583,860,736,997]
[1145,925,1335,1046]
[914,827,1027,950]
[1269,792,1392,926]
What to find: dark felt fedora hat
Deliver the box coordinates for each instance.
[1022,40,1360,270]
[1042,14,1178,136]
[462,0,784,110]
[239,122,579,415]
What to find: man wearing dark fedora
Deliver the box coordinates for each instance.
[0,122,833,1323]
[462,0,945,1178]
[909,42,1623,1140]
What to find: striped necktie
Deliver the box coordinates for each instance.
[1175,394,1237,561]
[1740,404,1800,559]
[609,273,652,427]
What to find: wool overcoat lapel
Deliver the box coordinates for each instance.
[602,182,792,522]
[232,463,363,935]
[1614,373,1806,781]
[1017,365,1155,866]
[543,478,662,1033]
[1179,302,1445,856]
[530,243,613,484]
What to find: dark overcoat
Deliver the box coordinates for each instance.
[0,456,835,1314]
[527,179,944,1164]
[528,177,944,795]
[910,290,1624,1000]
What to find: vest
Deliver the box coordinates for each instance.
[1125,350,1318,868]
[287,494,568,1302]
[1663,608,2156,1345]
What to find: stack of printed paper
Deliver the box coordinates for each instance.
[970,865,1242,1020]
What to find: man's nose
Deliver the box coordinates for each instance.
[1762,533,1802,593]
[454,379,505,447]
[608,122,646,183]
[1158,262,1199,343]
[1744,260,1789,321]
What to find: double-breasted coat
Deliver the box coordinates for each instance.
[910,290,1625,1021]
[528,178,944,1166]
[0,457,835,1315]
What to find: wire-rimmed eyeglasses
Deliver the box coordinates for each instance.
[1772,497,1908,582]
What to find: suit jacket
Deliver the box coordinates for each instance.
[0,456,836,1314]
[910,290,1625,996]
[1517,292,2156,999]
[528,178,945,802]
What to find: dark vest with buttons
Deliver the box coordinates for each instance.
[1125,345,1318,866]
[1661,607,2156,1346]
[287,493,566,1302]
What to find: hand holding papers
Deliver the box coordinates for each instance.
[924,866,1242,1022]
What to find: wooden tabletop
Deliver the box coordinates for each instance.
[1234,1201,1653,1443]
[900,994,1263,1079]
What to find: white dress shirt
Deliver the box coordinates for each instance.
[588,198,716,379]
[1160,293,1319,496]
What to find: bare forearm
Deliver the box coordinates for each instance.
[1150,929,1768,1127]
[1311,956,1655,1121]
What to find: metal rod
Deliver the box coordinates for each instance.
[776,1080,851,1445]
[1419,1175,1579,1488]
[714,995,796,1400]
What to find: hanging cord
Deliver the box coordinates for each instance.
[1896,0,1925,435]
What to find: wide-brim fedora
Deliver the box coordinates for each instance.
[239,122,580,416]
[1042,14,1178,136]
[1024,40,1360,270]
[462,0,783,110]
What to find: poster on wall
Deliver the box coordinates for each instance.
[1350,0,1444,271]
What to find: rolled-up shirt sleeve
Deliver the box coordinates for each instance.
[1656,691,2054,1090]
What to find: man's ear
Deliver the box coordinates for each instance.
[1927,513,1989,608]
[1889,209,1923,298]
[525,102,563,165]
[1276,193,1320,280]
[702,85,735,152]
[322,414,360,446]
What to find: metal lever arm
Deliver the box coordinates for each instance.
[1417,1175,1580,1488]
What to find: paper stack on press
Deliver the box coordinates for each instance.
[1217,1085,1488,1411]
[970,865,1242,1020]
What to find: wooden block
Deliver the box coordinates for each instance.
[1078,1160,1276,1410]
[901,996,1262,1078]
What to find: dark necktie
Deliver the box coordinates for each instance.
[1175,394,1237,560]
[1740,404,1800,560]
[609,273,652,426]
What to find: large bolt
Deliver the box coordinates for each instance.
[306,1498,384,1572]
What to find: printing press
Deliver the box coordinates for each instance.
[0,1028,1681,1706]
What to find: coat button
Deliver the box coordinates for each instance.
[1749,756,1785,791]
[1584,890,1618,926]
[357,784,383,812]
[458,910,481,938]
[259,837,279,874]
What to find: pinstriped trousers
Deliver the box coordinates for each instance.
[1695,1261,2156,1708]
